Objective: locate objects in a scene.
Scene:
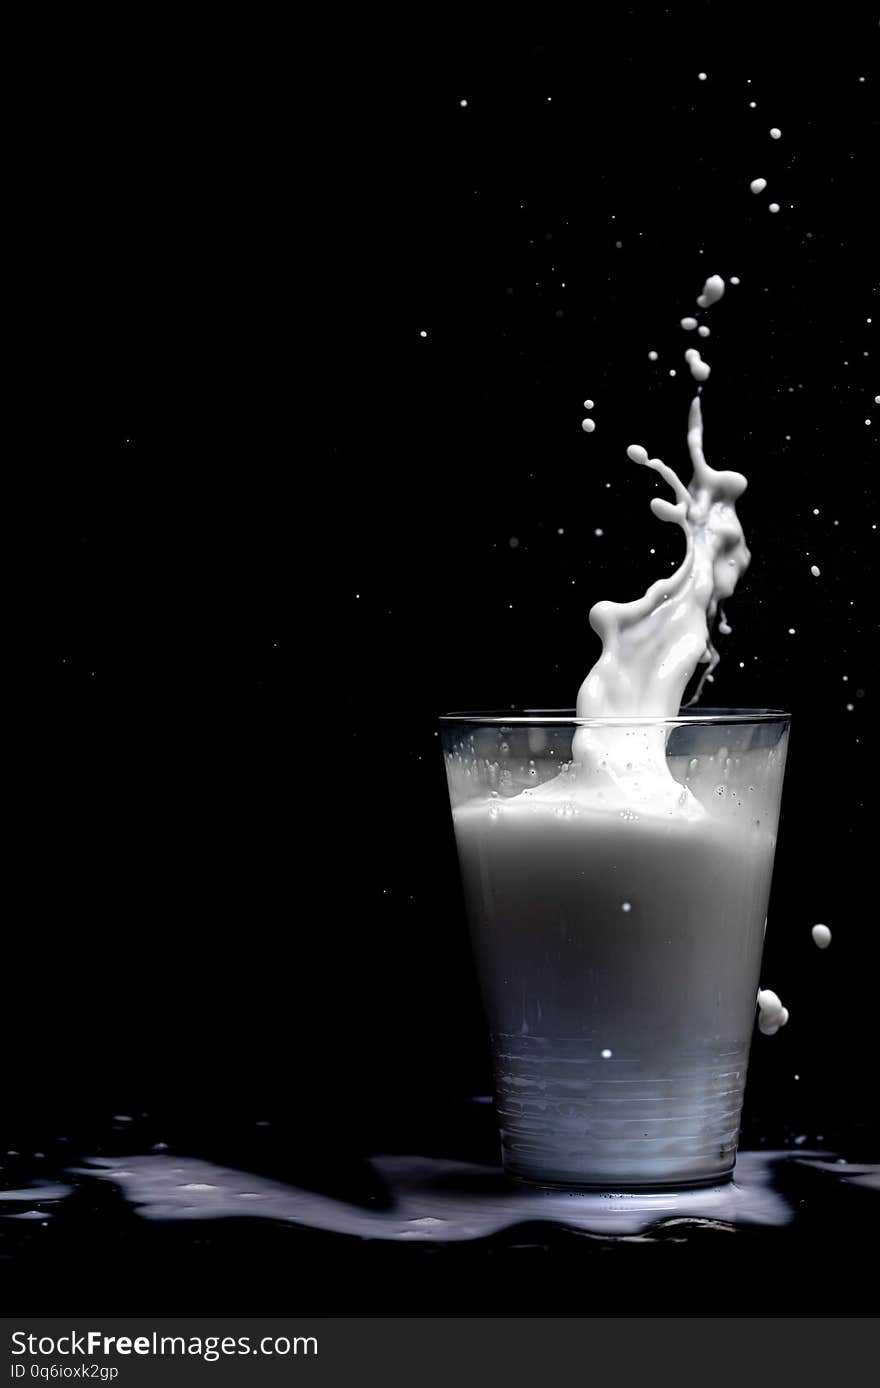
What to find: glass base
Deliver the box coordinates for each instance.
[505,1165,736,1194]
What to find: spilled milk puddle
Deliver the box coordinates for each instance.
[2,1151,875,1241]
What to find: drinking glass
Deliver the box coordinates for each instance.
[441,710,790,1189]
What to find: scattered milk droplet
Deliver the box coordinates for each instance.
[696,274,725,308]
[685,348,711,381]
[757,988,789,1035]
[811,923,832,949]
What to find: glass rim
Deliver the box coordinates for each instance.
[439,707,791,727]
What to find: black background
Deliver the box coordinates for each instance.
[8,5,878,1313]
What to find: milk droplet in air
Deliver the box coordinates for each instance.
[730,276,740,285]
[750,178,768,194]
[582,418,596,433]
[698,325,711,338]
[681,317,698,331]
[583,399,594,409]
[697,72,707,81]
[757,988,789,1036]
[685,348,711,382]
[811,923,832,949]
[810,564,820,577]
[769,203,780,214]
[770,127,782,139]
[601,1048,613,1059]
[648,350,658,361]
[696,275,725,308]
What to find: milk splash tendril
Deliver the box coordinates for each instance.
[464,270,753,819]
[528,270,750,818]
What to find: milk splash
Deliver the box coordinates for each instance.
[583,278,746,718]
[576,398,748,723]
[543,397,748,814]
[522,275,752,816]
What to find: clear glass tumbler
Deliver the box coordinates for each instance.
[441,710,790,1190]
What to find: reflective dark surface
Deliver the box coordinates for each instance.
[2,1102,878,1314]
